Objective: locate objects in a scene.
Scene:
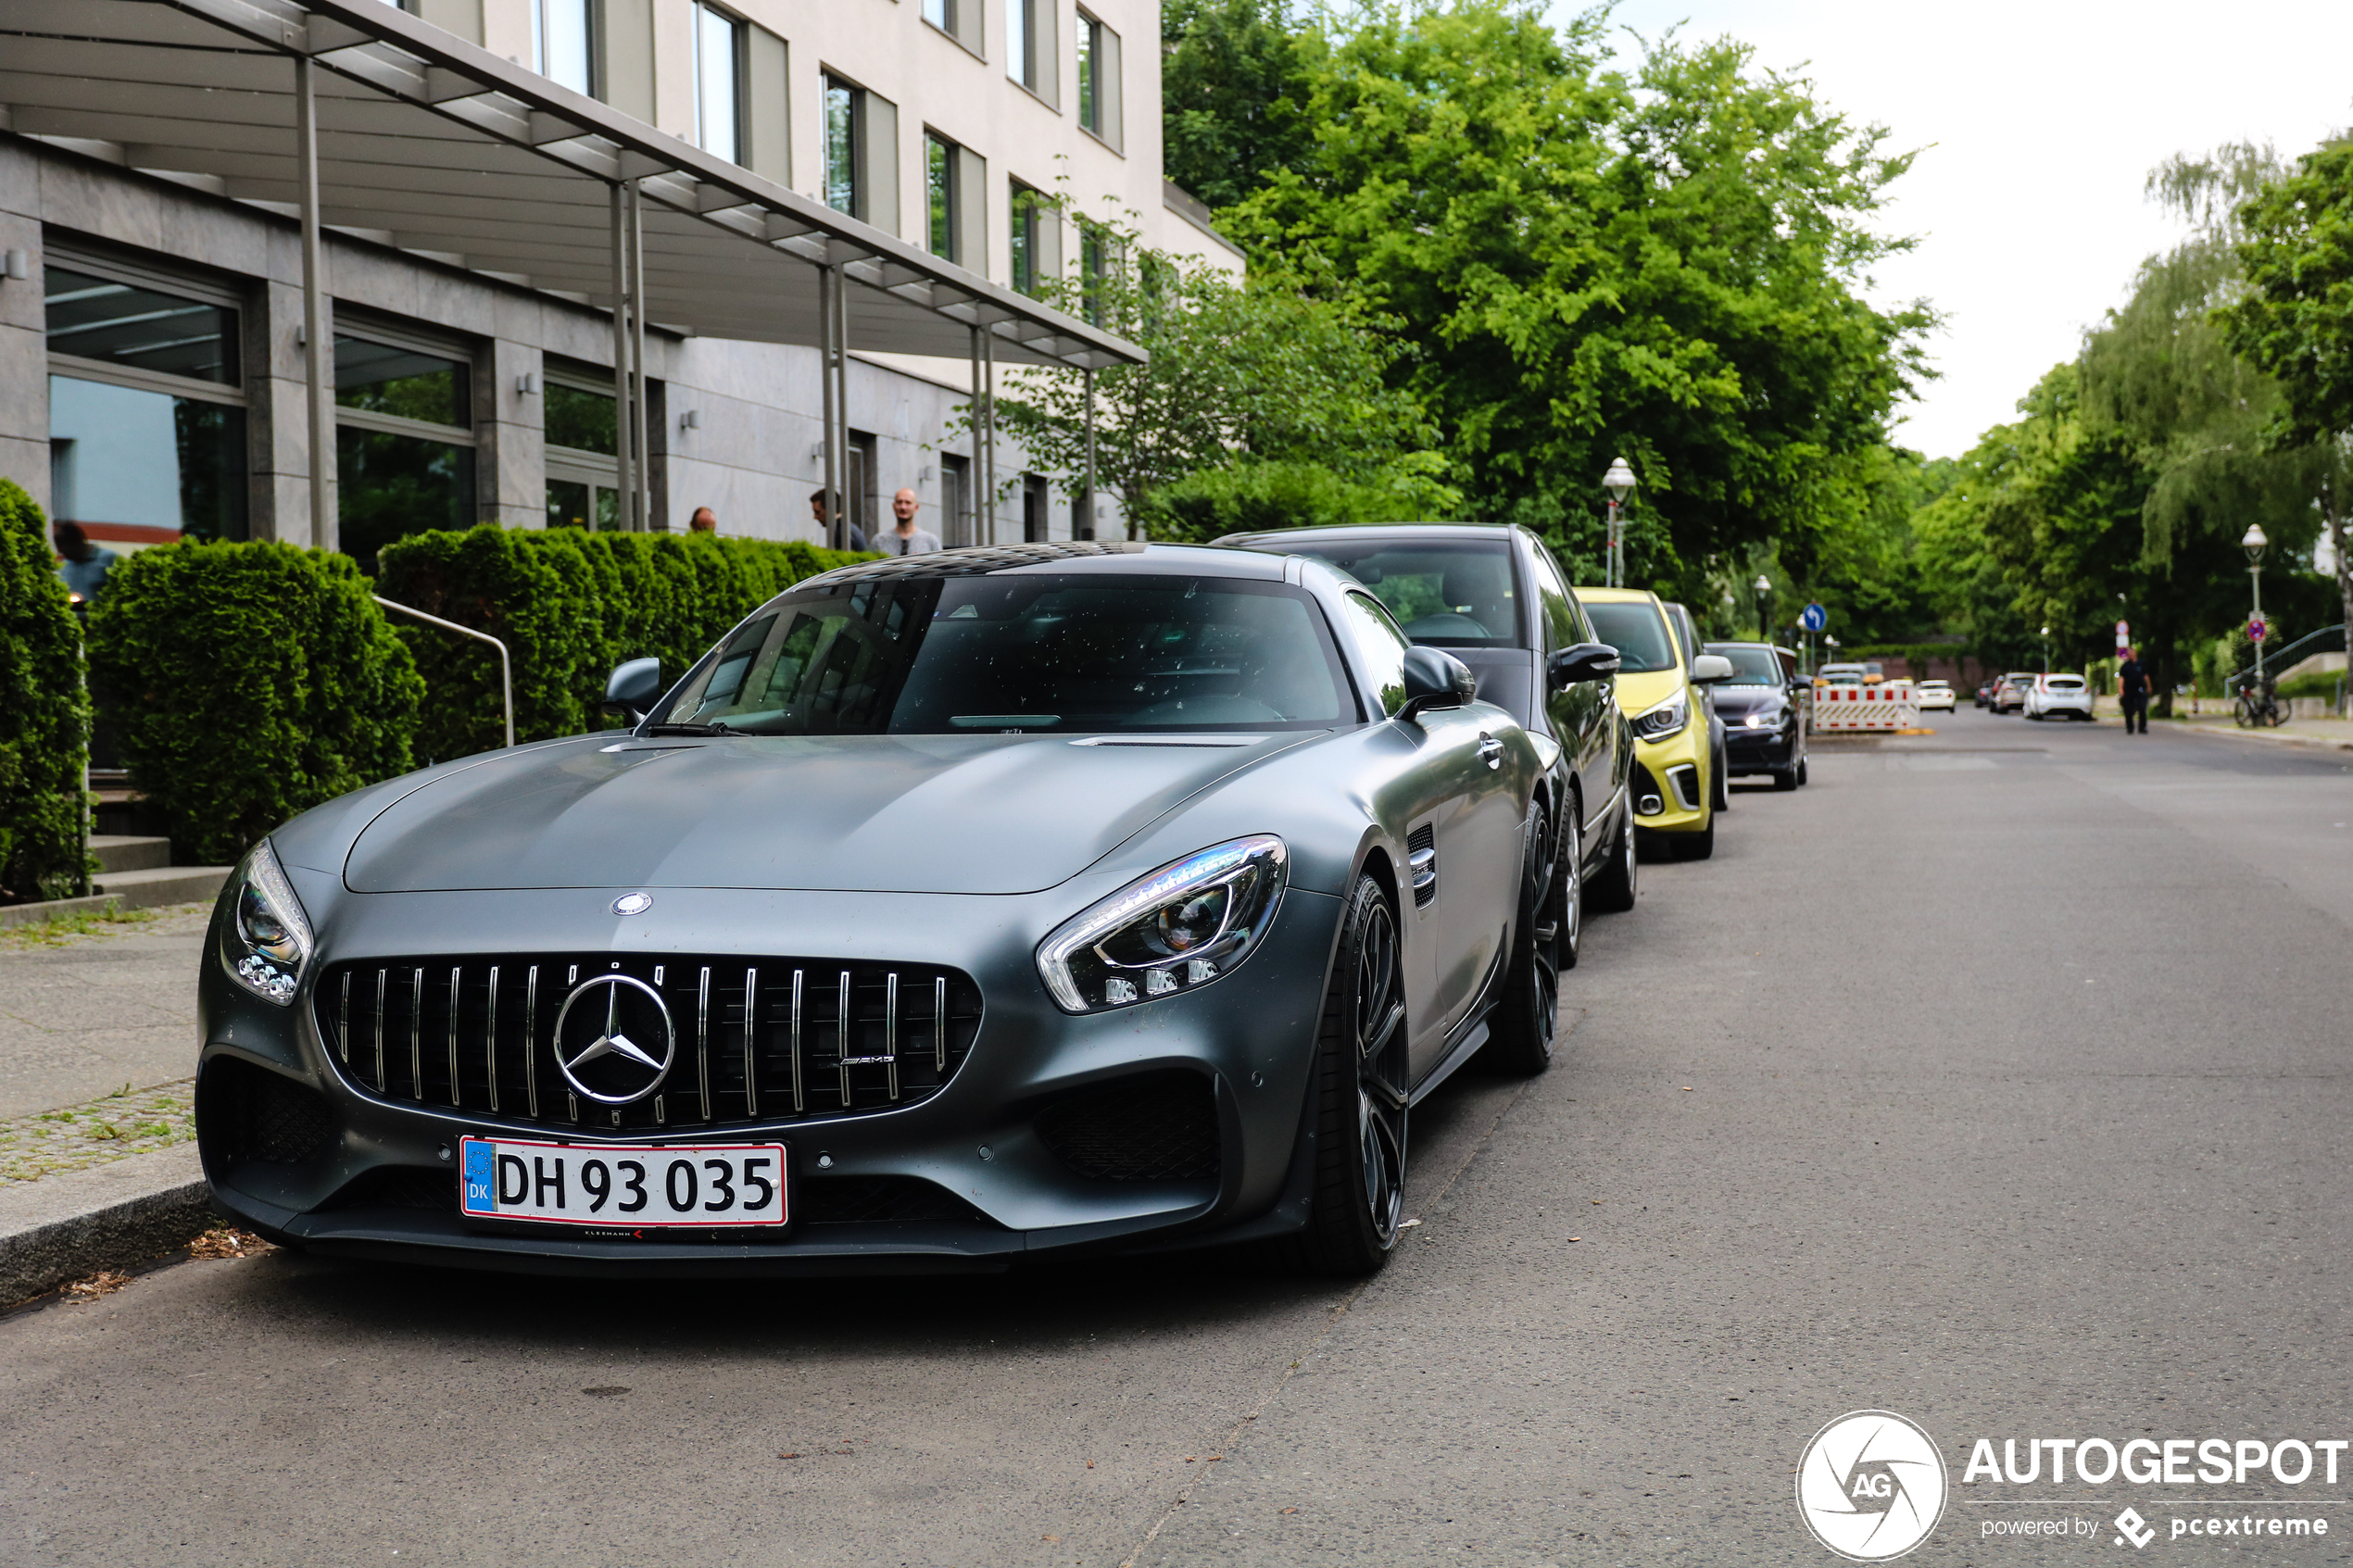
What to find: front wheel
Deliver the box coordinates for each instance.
[1277,873,1408,1277]
[1486,811,1569,1076]
[1668,815,1717,860]
[1772,766,1798,792]
[2235,696,2257,729]
[1711,746,1730,812]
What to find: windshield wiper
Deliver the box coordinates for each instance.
[641,721,737,736]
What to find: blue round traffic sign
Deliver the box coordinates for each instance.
[1799,603,1828,633]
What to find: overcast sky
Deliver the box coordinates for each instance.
[1562,0,2353,459]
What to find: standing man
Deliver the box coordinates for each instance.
[52,521,116,615]
[877,488,942,556]
[2117,646,2150,734]
[811,488,866,551]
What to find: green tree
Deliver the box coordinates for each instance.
[1163,0,1322,211]
[1225,4,1931,599]
[980,237,1454,532]
[2221,135,2353,658]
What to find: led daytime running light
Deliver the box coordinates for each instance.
[1037,835,1288,1013]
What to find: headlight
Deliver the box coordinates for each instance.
[1037,835,1287,1013]
[1742,710,1780,729]
[1630,687,1689,742]
[222,839,313,1006]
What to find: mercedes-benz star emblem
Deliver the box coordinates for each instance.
[612,892,653,916]
[552,973,675,1105]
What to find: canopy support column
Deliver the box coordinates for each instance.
[977,325,998,545]
[626,177,648,531]
[820,264,846,550]
[296,55,333,551]
[1083,366,1097,541]
[610,181,635,533]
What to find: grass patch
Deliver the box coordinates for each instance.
[0,901,160,950]
[0,1080,195,1184]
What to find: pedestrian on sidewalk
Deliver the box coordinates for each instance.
[2118,647,2150,734]
[877,488,941,556]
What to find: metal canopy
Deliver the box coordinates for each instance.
[0,0,1143,372]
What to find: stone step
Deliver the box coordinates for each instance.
[89,865,233,911]
[89,834,172,874]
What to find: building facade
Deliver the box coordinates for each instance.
[0,0,1240,560]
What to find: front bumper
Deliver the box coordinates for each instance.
[1723,720,1799,773]
[196,880,1344,1275]
[1630,724,1709,834]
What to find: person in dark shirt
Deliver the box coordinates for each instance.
[52,521,116,615]
[810,488,865,552]
[2117,648,2150,734]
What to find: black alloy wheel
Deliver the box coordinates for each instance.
[1588,797,1638,913]
[1279,873,1409,1276]
[1486,809,1568,1076]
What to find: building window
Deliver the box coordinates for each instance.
[922,0,954,32]
[824,74,861,217]
[1006,0,1034,90]
[1074,10,1120,146]
[693,2,744,164]
[532,0,596,97]
[1011,182,1045,295]
[544,368,620,531]
[44,259,247,546]
[926,132,960,262]
[1079,220,1111,325]
[333,332,476,571]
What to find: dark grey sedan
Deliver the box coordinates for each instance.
[196,543,1547,1278]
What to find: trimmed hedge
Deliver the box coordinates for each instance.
[86,542,423,866]
[375,527,866,761]
[0,479,91,902]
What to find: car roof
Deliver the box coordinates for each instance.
[1214,522,1517,549]
[803,540,1292,588]
[1572,586,1661,605]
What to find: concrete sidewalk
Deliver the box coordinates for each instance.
[0,904,221,1304]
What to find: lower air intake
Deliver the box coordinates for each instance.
[199,1057,336,1164]
[1036,1072,1222,1182]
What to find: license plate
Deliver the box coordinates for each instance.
[459,1136,787,1228]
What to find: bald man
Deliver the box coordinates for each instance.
[878,487,942,555]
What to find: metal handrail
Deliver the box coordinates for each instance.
[373,596,514,750]
[2225,622,2345,694]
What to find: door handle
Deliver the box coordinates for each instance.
[1477,733,1504,771]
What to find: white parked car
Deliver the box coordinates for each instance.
[1914,679,1956,711]
[2023,673,2095,721]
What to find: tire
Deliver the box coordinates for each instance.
[1711,745,1730,812]
[1588,797,1638,913]
[1668,814,1716,860]
[1275,872,1408,1277]
[1772,765,1798,792]
[1795,757,1809,786]
[1487,811,1569,1076]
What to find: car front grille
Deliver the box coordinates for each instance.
[313,954,983,1133]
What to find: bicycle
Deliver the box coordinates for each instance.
[2234,676,2291,729]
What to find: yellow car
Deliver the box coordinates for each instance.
[1572,587,1731,860]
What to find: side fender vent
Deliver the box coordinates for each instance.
[1407,823,1437,909]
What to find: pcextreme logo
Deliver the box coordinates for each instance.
[1796,1410,1950,1562]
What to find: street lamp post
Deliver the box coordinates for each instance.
[1753,574,1772,642]
[2040,625,2051,675]
[1602,458,1635,588]
[2244,523,2269,694]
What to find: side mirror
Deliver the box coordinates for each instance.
[1690,653,1735,684]
[602,657,662,722]
[1547,642,1621,690]
[1399,646,1477,720]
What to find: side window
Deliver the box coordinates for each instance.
[1337,590,1411,717]
[1776,647,1797,683]
[1526,545,1580,653]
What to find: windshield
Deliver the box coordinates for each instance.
[1705,646,1784,685]
[659,573,1355,734]
[1265,538,1521,648]
[1580,601,1679,672]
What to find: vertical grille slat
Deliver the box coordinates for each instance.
[315,952,981,1134]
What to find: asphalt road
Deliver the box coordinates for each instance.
[5,709,2351,1567]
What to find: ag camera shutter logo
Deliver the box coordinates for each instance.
[1796,1410,1949,1561]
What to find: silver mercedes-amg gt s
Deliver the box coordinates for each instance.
[197,541,1597,1278]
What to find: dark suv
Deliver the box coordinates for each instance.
[1215,523,1638,956]
[1704,641,1809,789]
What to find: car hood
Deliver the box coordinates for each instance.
[340,732,1321,896]
[1708,686,1788,717]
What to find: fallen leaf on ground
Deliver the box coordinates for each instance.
[65,1270,131,1302]
[1567,1236,1580,1242]
[1281,1508,1300,1515]
[190,1226,271,1260]
[778,1452,799,1460]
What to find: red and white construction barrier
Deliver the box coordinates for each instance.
[1813,683,1919,732]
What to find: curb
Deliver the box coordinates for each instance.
[0,870,230,931]
[2170,723,2353,754]
[0,1145,218,1305]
